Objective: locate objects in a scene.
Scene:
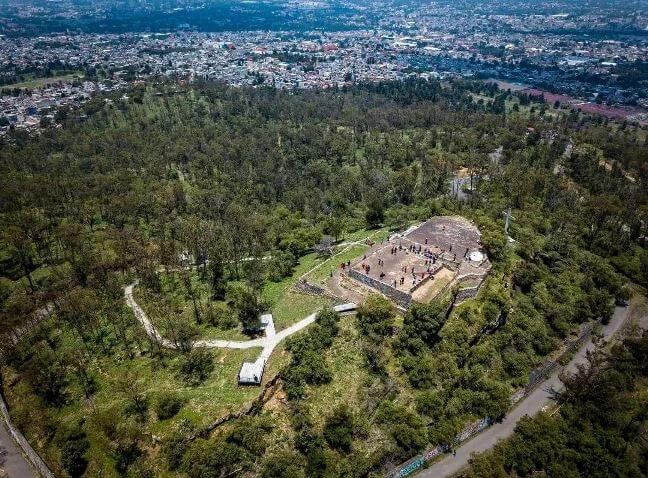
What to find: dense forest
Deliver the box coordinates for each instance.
[0,78,647,477]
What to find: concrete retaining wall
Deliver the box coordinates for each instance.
[347,269,412,308]
[390,322,594,478]
[409,264,446,294]
[0,385,54,477]
[454,275,487,303]
[454,285,481,302]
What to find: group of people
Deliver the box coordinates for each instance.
[339,260,351,270]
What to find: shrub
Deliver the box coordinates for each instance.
[266,250,298,282]
[391,422,427,452]
[323,404,355,452]
[226,284,265,334]
[298,350,332,385]
[315,307,340,341]
[162,433,191,471]
[262,451,306,478]
[356,295,395,341]
[178,348,214,386]
[402,354,435,389]
[181,437,251,478]
[227,417,272,455]
[58,421,89,478]
[282,308,341,399]
[113,428,143,475]
[155,392,183,420]
[205,302,237,329]
[416,390,444,418]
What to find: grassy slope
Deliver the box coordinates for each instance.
[1,226,404,476]
[3,72,84,89]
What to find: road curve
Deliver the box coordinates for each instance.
[414,305,632,478]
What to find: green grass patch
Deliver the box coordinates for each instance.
[4,71,84,89]
[2,315,292,476]
[305,316,369,426]
[306,244,370,285]
[339,226,388,244]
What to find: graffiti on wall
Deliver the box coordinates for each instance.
[390,322,595,478]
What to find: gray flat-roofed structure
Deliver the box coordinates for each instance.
[238,358,265,385]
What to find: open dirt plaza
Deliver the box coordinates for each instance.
[338,216,491,306]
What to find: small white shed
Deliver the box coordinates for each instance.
[237,358,265,385]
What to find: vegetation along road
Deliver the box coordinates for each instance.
[415,305,635,478]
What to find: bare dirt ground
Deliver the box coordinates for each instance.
[412,267,456,302]
[334,216,490,306]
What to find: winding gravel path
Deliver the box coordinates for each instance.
[124,281,356,363]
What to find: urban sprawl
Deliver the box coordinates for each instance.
[1,1,647,134]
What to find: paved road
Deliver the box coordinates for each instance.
[0,422,36,478]
[1,304,53,478]
[415,305,632,478]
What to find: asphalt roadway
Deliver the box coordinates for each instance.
[0,421,35,478]
[414,305,632,478]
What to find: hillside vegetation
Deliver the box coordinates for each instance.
[0,79,646,477]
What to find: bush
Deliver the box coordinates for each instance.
[262,451,306,478]
[58,422,89,478]
[123,390,149,423]
[282,309,341,399]
[181,437,251,478]
[178,348,214,386]
[205,302,237,329]
[298,350,332,385]
[391,422,427,453]
[279,226,320,257]
[427,417,462,446]
[323,404,356,452]
[306,446,335,477]
[155,392,183,420]
[401,302,446,348]
[113,428,143,475]
[162,433,191,471]
[61,438,89,477]
[416,390,444,418]
[266,250,298,282]
[226,284,265,334]
[315,307,340,341]
[356,295,395,341]
[294,427,326,455]
[227,417,272,455]
[401,353,436,389]
[615,284,631,305]
[362,342,389,376]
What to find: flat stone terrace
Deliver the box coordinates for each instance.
[347,216,490,304]
[405,216,482,258]
[351,242,443,294]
